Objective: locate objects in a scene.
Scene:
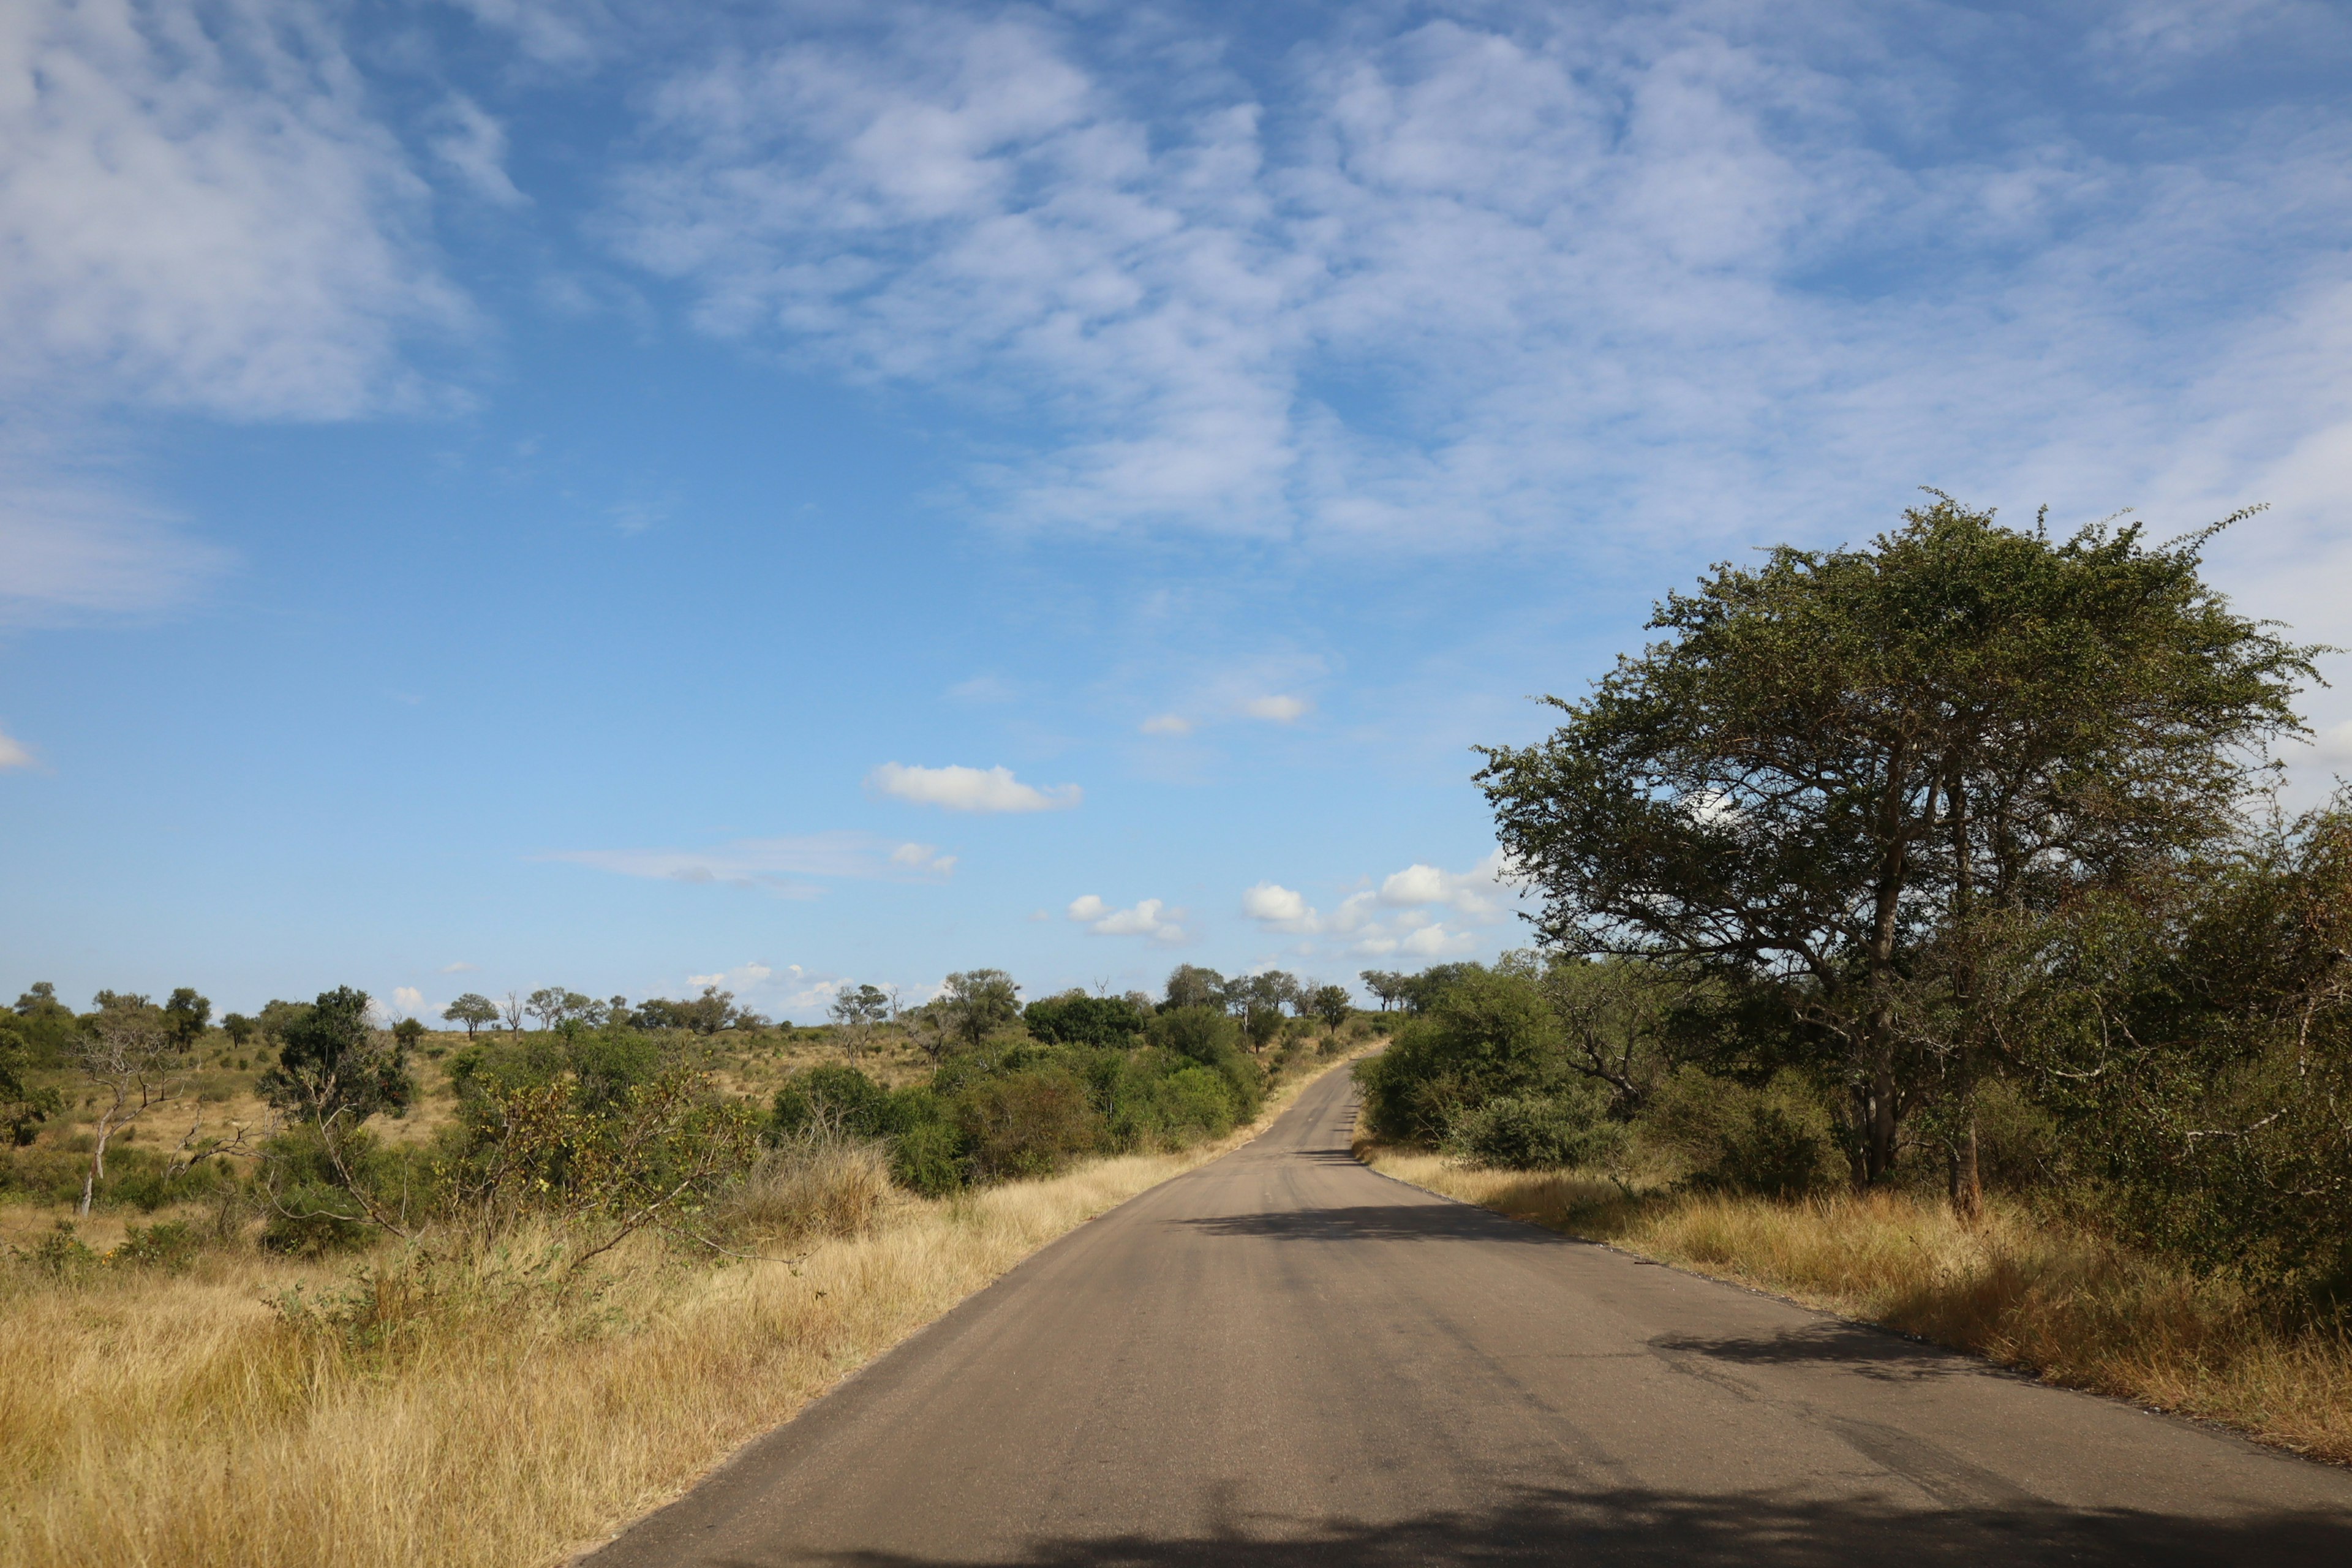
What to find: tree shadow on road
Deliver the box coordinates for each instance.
[712,1482,2352,1567]
[1172,1203,1581,1245]
[1650,1322,1982,1382]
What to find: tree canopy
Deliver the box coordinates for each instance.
[1477,495,2320,1185]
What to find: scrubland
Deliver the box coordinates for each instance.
[1,1044,1359,1568]
[1362,1145,2352,1465]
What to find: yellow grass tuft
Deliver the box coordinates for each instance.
[1363,1147,2352,1464]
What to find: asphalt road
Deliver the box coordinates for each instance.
[589,1065,2352,1566]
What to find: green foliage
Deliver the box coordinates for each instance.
[163,987,211,1046]
[1645,1069,1842,1197]
[772,1065,894,1139]
[0,1012,61,1145]
[113,1219,200,1272]
[1308,984,1353,1031]
[1355,964,1562,1144]
[262,987,414,1123]
[938,970,1022,1049]
[1479,495,2321,1185]
[890,1118,967,1197]
[1023,990,1150,1048]
[633,987,743,1034]
[440,993,498,1038]
[954,1068,1103,1180]
[13,1219,99,1280]
[1160,964,1226,1012]
[260,1125,379,1256]
[1447,1090,1628,1171]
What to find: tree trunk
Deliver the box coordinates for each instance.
[1863,1054,1900,1183]
[81,1119,111,1218]
[1948,1110,1982,1221]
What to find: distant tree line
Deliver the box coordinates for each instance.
[3,959,1373,1259]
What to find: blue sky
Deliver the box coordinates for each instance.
[4,0,2351,1021]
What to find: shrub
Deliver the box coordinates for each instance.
[891,1120,967,1197]
[954,1068,1103,1181]
[13,1219,97,1280]
[1646,1069,1841,1197]
[772,1065,892,1139]
[1355,965,1559,1144]
[113,1219,200,1273]
[1447,1091,1628,1170]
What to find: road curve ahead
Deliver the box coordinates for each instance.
[590,1066,2352,1567]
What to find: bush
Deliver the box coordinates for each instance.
[13,1219,97,1280]
[113,1219,200,1273]
[1645,1069,1840,1197]
[258,1127,379,1256]
[1355,965,1559,1144]
[954,1068,1103,1181]
[772,1065,892,1139]
[1447,1091,1628,1170]
[891,1120,967,1197]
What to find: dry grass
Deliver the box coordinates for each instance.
[0,1053,1361,1568]
[1362,1145,2352,1464]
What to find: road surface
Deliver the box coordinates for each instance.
[589,1065,2352,1566]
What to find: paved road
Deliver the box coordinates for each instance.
[591,1066,2352,1566]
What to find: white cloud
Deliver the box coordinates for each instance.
[428,96,527,206]
[868,761,1080,812]
[1241,695,1310,723]
[0,724,35,771]
[393,986,425,1017]
[601,3,2352,571]
[1068,894,1186,943]
[1140,713,1193,736]
[439,961,478,974]
[1378,851,1513,919]
[1242,851,1523,954]
[548,831,952,891]
[1241,882,1311,925]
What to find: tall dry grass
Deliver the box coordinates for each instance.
[1,1057,1359,1568]
[1363,1147,2352,1464]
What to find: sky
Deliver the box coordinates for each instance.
[4,0,2351,1022]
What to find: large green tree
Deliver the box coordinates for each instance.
[1477,496,2317,1193]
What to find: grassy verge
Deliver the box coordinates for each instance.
[0,1052,1363,1568]
[1359,1144,2352,1466]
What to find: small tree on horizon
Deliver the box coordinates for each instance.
[443,993,498,1039]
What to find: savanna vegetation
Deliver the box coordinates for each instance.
[0,963,1374,1567]
[1355,495,2352,1460]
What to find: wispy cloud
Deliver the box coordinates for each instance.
[601,2,2352,567]
[868,762,1081,812]
[547,831,954,892]
[428,95,528,206]
[0,723,35,771]
[0,0,468,617]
